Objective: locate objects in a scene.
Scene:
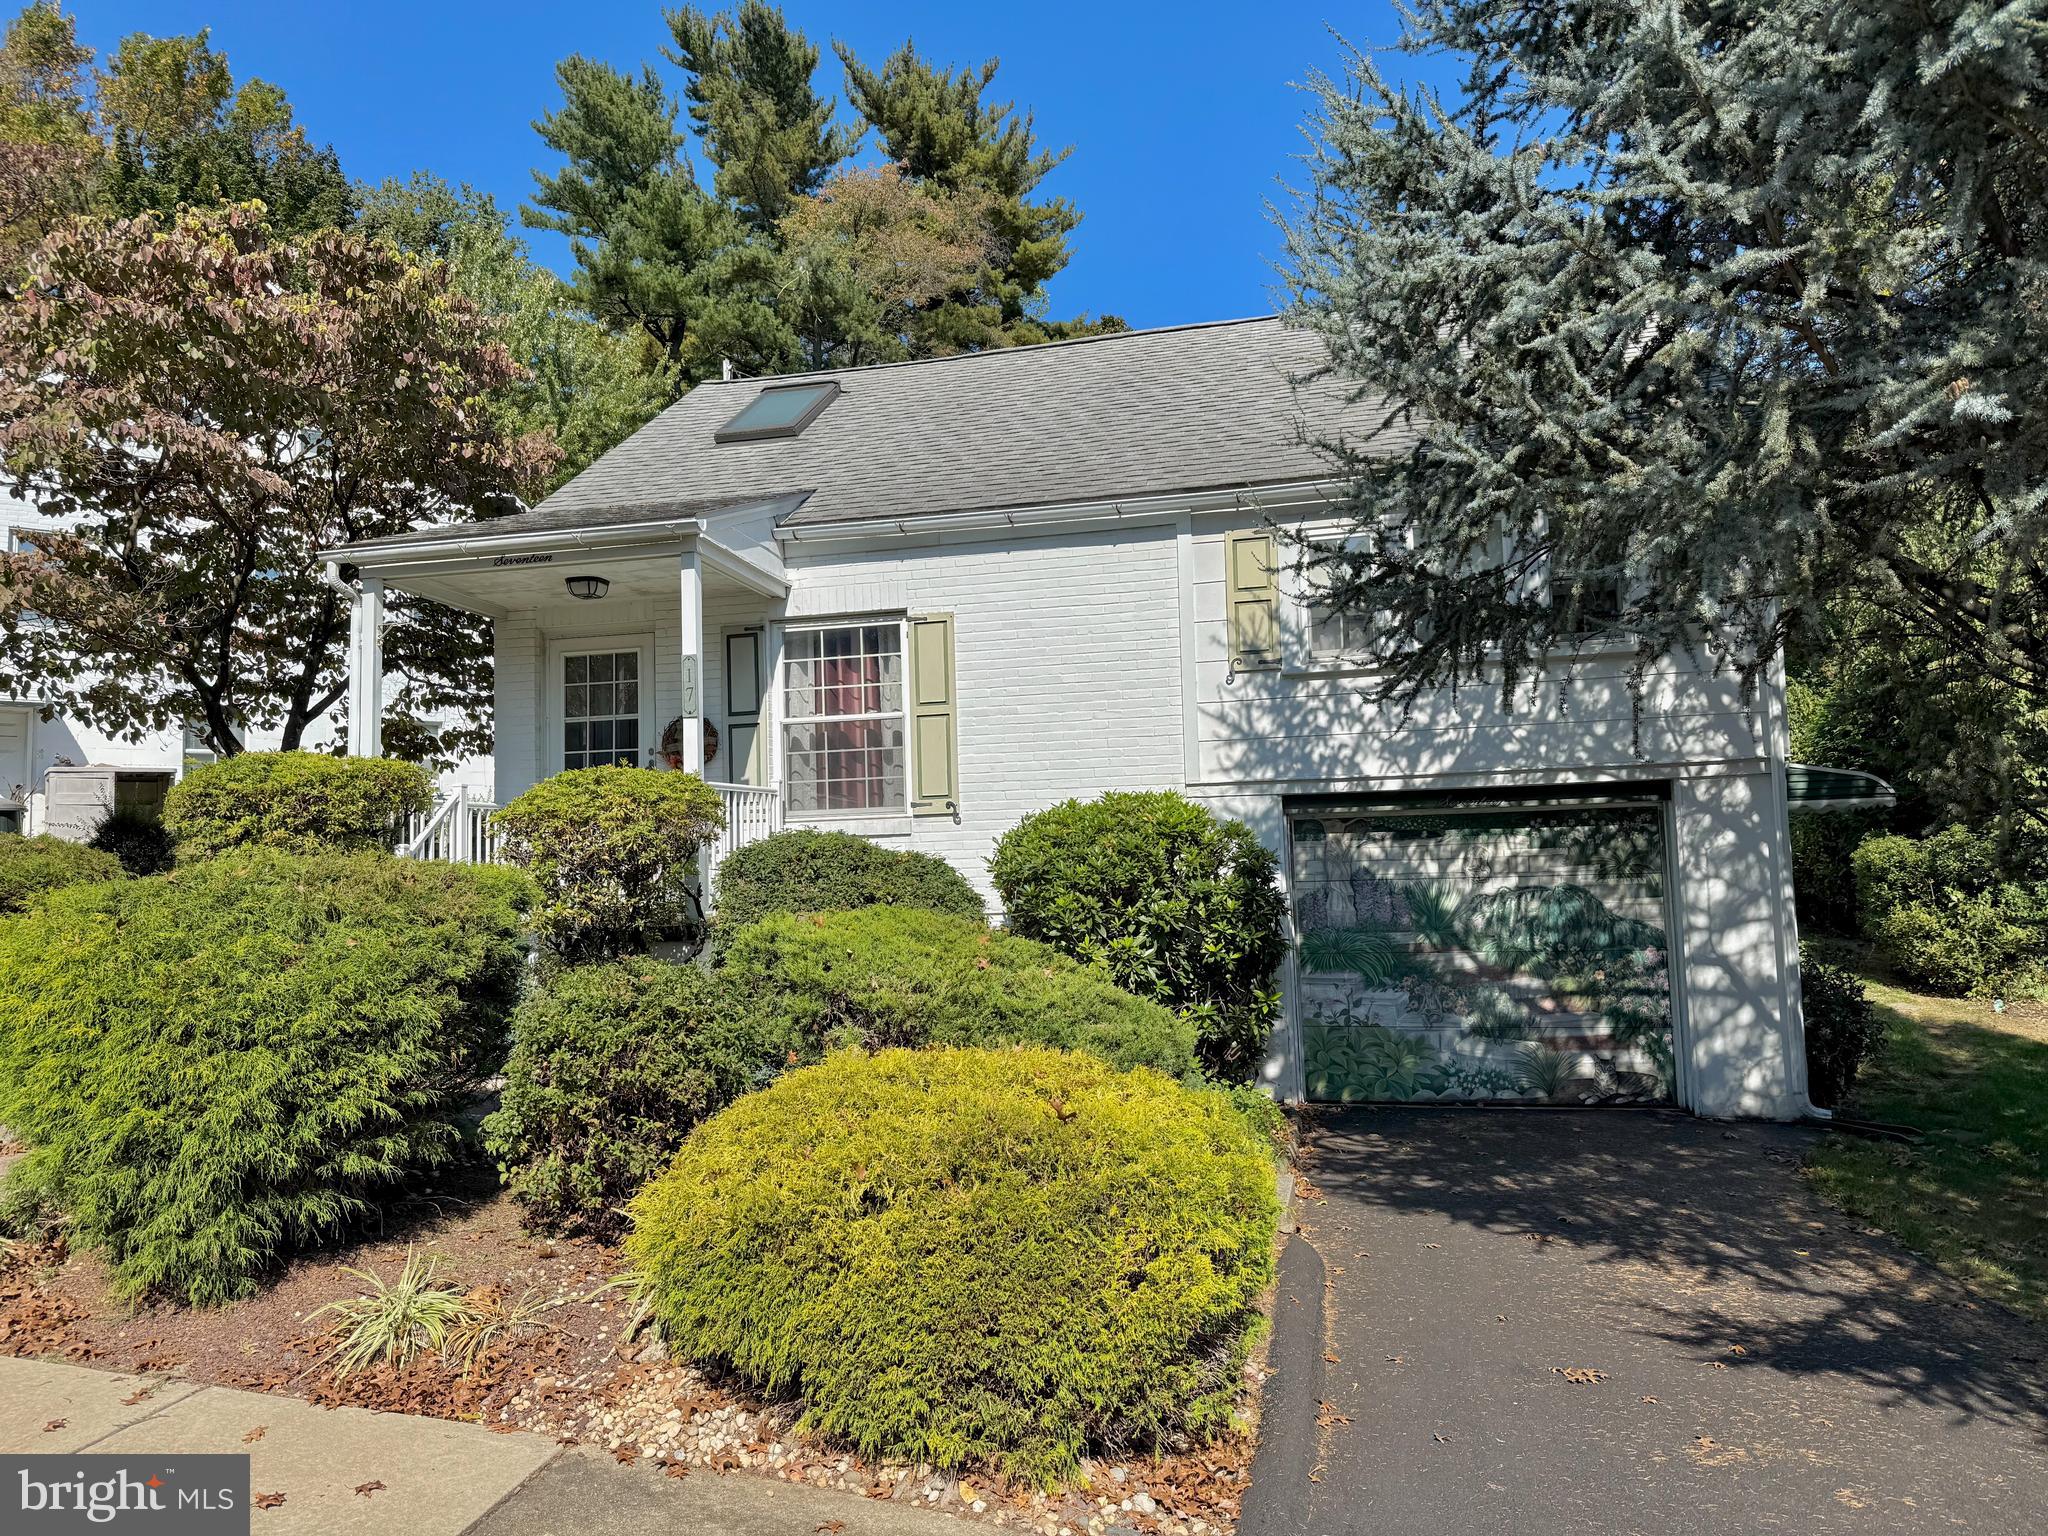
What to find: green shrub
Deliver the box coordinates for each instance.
[163,751,433,857]
[484,959,787,1238]
[989,791,1289,1079]
[1853,826,2048,996]
[627,1047,1278,1486]
[88,808,177,875]
[1798,947,1884,1108]
[0,834,124,914]
[721,906,1198,1078]
[0,851,532,1305]
[710,829,982,949]
[1789,811,1884,937]
[493,767,725,961]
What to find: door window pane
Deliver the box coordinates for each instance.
[563,649,641,769]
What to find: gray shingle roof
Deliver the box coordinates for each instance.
[529,315,1407,532]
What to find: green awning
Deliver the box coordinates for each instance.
[1787,763,1897,812]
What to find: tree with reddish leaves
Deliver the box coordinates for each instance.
[0,203,557,761]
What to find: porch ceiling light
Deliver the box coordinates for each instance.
[565,574,610,601]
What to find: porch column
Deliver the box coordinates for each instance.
[346,575,385,758]
[676,551,705,773]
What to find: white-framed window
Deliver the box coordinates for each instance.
[1307,587,1379,661]
[781,620,907,815]
[562,648,644,769]
[1546,562,1626,630]
[4,524,53,629]
[1299,521,1405,666]
[1295,518,1510,668]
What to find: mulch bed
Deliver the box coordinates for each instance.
[0,1186,1264,1536]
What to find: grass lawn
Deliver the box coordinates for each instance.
[1806,973,2048,1325]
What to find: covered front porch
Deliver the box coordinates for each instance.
[322,493,806,865]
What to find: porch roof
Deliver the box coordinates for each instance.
[319,490,799,617]
[328,488,810,559]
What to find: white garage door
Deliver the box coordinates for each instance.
[1292,793,1675,1105]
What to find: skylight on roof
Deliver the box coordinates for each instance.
[714,381,839,443]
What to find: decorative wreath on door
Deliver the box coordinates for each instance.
[658,716,718,770]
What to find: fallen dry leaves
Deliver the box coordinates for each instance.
[1553,1367,1608,1385]
[354,1481,385,1499]
[252,1491,286,1510]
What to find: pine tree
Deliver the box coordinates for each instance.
[1282,0,2048,741]
[665,0,856,231]
[525,53,785,393]
[838,40,1118,351]
[525,11,1121,388]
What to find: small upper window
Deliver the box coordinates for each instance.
[714,381,839,443]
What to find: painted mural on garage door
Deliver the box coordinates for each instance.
[1293,799,1674,1104]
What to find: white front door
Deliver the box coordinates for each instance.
[548,638,654,772]
[0,705,29,831]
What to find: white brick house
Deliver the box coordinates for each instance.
[327,317,1830,1119]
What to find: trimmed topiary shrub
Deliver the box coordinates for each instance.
[0,833,125,914]
[627,1047,1278,1486]
[483,959,788,1238]
[493,766,726,961]
[710,829,982,949]
[721,906,1198,1078]
[989,791,1289,1079]
[1853,827,2048,997]
[162,751,434,857]
[0,851,532,1305]
[1799,947,1885,1108]
[88,808,177,875]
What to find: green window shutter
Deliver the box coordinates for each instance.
[908,613,959,815]
[1226,528,1281,669]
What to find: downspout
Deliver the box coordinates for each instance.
[317,559,357,604]
[320,560,378,759]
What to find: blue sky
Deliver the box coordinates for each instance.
[68,2,1454,329]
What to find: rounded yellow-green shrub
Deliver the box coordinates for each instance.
[162,751,434,857]
[0,833,125,914]
[626,1047,1279,1487]
[719,906,1198,1078]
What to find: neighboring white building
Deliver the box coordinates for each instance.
[1,489,489,835]
[326,316,1837,1118]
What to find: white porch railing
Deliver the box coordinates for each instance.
[397,785,502,865]
[707,781,782,869]
[396,779,781,872]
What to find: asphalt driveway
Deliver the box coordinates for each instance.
[1243,1108,2048,1536]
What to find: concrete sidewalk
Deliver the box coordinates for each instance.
[1,1355,965,1535]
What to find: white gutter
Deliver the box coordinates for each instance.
[315,516,714,571]
[773,478,1345,545]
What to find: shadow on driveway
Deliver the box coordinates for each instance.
[1243,1108,2048,1536]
